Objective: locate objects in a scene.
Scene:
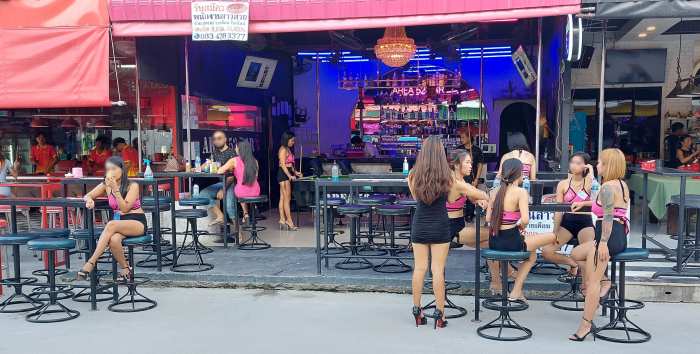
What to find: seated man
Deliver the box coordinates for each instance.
[199,130,237,225]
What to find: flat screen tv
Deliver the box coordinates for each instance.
[605,49,666,84]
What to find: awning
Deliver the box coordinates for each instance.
[0,1,110,108]
[583,0,700,19]
[109,0,580,37]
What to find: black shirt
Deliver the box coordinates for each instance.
[211,146,236,165]
[665,135,682,168]
[456,144,483,183]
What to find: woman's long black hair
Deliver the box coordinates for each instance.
[105,156,130,196]
[280,131,295,151]
[237,141,258,186]
[490,158,523,236]
[507,132,530,153]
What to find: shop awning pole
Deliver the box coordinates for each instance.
[135,49,142,173]
[535,17,543,166]
[597,21,606,159]
[185,38,192,163]
[315,56,321,153]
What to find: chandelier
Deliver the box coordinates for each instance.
[374,27,416,67]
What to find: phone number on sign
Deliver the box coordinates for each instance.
[193,32,248,41]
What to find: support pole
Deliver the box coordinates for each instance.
[315,56,321,154]
[535,18,543,165]
[185,39,192,163]
[597,21,607,158]
[135,50,142,174]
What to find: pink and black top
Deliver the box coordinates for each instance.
[563,178,591,204]
[108,192,141,212]
[591,179,629,234]
[446,195,466,212]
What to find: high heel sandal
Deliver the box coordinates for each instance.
[117,267,132,283]
[431,309,448,329]
[285,222,299,231]
[278,220,287,230]
[599,279,612,299]
[412,306,427,327]
[241,214,249,225]
[507,295,529,305]
[569,318,596,342]
[76,261,95,281]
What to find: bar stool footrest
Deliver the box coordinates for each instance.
[25,302,80,323]
[334,257,373,270]
[0,292,44,313]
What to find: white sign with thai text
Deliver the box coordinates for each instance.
[191,1,249,41]
[524,211,554,235]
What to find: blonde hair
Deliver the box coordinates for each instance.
[599,148,626,182]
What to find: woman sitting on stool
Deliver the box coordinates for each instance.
[569,148,630,341]
[408,136,452,329]
[77,156,147,282]
[487,158,556,302]
[446,149,489,249]
[542,152,596,276]
[218,140,261,224]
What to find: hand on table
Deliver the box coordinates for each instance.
[84,197,95,209]
[571,201,586,212]
[475,199,488,210]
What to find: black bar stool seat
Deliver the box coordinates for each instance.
[373,205,412,273]
[25,238,79,323]
[108,234,157,313]
[172,208,213,272]
[179,197,210,207]
[23,229,74,301]
[0,235,43,313]
[238,195,270,250]
[596,248,651,343]
[356,195,393,256]
[477,249,532,341]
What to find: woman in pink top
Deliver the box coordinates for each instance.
[77,156,146,282]
[277,131,302,230]
[219,141,260,224]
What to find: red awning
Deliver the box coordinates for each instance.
[0,1,110,108]
[109,0,580,36]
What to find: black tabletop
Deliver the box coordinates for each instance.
[0,197,109,208]
[151,172,230,178]
[60,177,173,185]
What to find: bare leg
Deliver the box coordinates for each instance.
[508,232,556,299]
[278,182,286,223]
[458,225,490,249]
[411,243,429,308]
[430,243,450,318]
[283,182,295,227]
[84,220,145,270]
[570,244,608,339]
[241,203,249,217]
[542,228,578,273]
[109,233,128,269]
[572,241,595,291]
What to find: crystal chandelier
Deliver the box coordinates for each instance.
[374,27,416,67]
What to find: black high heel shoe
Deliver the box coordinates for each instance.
[569,318,596,342]
[432,309,448,329]
[76,261,95,281]
[412,306,427,327]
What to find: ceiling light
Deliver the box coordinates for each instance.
[374,27,416,67]
[646,26,656,32]
[638,33,648,38]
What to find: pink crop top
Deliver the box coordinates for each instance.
[522,163,532,178]
[501,210,521,224]
[563,178,590,204]
[108,193,141,212]
[591,179,629,233]
[285,151,295,165]
[446,195,466,212]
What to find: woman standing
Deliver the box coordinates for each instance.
[0,152,18,197]
[498,132,536,180]
[542,152,596,275]
[277,131,302,230]
[487,158,556,302]
[408,136,452,329]
[569,148,630,341]
[76,157,147,282]
[218,140,261,224]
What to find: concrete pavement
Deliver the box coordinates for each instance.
[1,287,698,354]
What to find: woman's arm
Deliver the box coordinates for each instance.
[529,153,537,180]
[677,149,698,164]
[596,183,615,262]
[485,188,496,222]
[84,183,106,200]
[462,181,487,201]
[218,157,237,174]
[113,183,141,214]
[407,174,416,200]
[519,188,530,227]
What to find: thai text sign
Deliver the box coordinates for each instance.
[524,211,554,235]
[191,1,249,41]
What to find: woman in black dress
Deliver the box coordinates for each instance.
[408,136,453,329]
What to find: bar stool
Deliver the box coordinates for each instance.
[595,248,651,343]
[320,197,348,255]
[373,205,412,273]
[357,194,394,256]
[172,208,213,272]
[178,196,213,254]
[238,196,270,250]
[335,205,373,270]
[139,195,175,268]
[23,229,75,302]
[70,227,115,303]
[108,234,157,313]
[477,249,532,341]
[0,234,43,313]
[25,238,79,323]
[666,195,700,263]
